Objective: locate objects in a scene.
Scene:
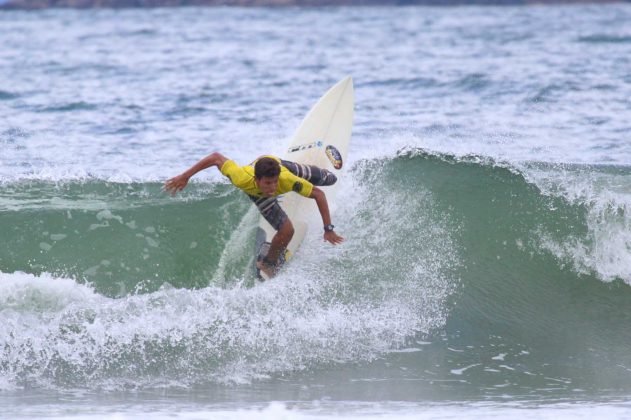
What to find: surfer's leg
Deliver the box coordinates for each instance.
[249,195,293,266]
[267,219,294,264]
[281,160,337,186]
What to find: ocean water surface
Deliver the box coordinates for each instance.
[1,4,631,418]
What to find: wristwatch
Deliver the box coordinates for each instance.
[324,224,335,232]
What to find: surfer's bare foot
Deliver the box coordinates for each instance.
[256,260,278,279]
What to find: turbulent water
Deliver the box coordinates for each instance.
[2,4,631,419]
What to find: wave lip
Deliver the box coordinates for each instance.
[0,271,101,314]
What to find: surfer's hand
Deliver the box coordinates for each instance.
[164,174,189,195]
[324,230,344,245]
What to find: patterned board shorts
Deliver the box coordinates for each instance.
[249,160,337,231]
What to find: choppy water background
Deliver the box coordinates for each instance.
[2,4,631,419]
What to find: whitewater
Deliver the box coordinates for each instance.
[1,4,631,419]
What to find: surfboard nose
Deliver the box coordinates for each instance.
[340,75,353,88]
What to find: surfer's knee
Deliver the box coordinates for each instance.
[279,220,294,238]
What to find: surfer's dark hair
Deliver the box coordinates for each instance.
[254,157,281,179]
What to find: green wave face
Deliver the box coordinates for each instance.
[0,181,257,295]
[362,152,631,397]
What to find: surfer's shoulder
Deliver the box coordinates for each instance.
[220,159,254,185]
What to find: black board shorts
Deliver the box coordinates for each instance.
[249,160,337,231]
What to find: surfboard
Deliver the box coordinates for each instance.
[255,76,354,280]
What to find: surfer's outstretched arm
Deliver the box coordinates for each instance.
[309,187,344,245]
[164,152,228,195]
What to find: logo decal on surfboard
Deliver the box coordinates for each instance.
[288,140,323,154]
[325,145,343,169]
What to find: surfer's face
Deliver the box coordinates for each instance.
[256,176,279,197]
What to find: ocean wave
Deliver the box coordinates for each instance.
[2,150,631,391]
[2,151,630,288]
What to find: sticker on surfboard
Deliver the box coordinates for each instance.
[325,145,343,169]
[287,140,323,154]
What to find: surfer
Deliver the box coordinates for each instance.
[164,153,344,278]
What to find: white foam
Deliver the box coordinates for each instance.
[0,271,102,314]
[22,401,631,420]
[450,364,481,375]
[0,254,451,390]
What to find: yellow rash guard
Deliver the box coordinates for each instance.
[220,156,314,198]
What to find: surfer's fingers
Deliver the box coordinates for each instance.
[163,181,184,196]
[163,182,176,194]
[324,234,344,245]
[164,177,187,192]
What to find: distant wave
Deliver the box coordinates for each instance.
[35,102,98,113]
[0,90,19,100]
[578,34,631,44]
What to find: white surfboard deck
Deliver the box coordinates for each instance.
[255,76,354,280]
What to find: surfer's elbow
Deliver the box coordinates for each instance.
[309,187,324,200]
[206,152,227,168]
